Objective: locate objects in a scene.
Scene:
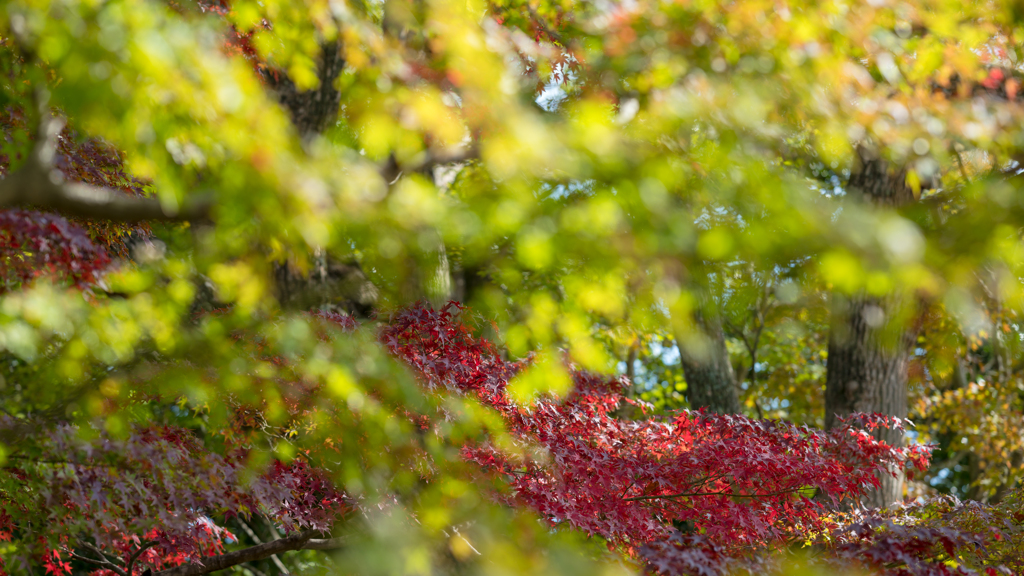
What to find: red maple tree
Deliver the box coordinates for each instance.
[2,299,1021,575]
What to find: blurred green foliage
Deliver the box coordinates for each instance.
[3,0,1024,572]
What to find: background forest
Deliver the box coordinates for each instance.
[1,0,1023,574]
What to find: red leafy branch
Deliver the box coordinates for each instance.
[377,304,931,556]
[0,209,110,290]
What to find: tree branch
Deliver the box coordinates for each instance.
[152,530,344,576]
[0,115,212,223]
[302,537,347,551]
[952,143,971,186]
[234,517,291,575]
[524,3,566,46]
[72,543,129,576]
[127,541,159,576]
[624,487,801,502]
[70,551,128,576]
[378,145,479,184]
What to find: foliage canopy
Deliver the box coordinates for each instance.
[2,0,1024,574]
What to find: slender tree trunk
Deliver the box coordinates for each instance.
[614,340,642,420]
[425,230,453,308]
[824,145,917,508]
[678,305,742,415]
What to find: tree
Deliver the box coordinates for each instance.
[3,0,1024,574]
[676,285,742,415]
[0,301,957,575]
[822,146,921,508]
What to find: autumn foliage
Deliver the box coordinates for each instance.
[2,300,1023,574]
[381,305,926,547]
[7,0,1024,574]
[0,117,149,291]
[0,209,110,290]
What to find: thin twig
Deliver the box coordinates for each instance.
[71,546,128,576]
[953,144,971,185]
[524,3,565,46]
[126,540,158,576]
[239,518,291,575]
[69,551,122,573]
[624,487,801,502]
[241,564,270,576]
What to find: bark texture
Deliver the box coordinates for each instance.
[679,307,742,415]
[273,258,378,317]
[825,295,912,507]
[151,530,344,576]
[267,41,346,139]
[846,145,917,207]
[259,41,383,316]
[825,145,917,508]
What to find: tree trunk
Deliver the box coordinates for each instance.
[824,294,911,507]
[678,306,742,415]
[273,258,378,316]
[267,40,345,141]
[824,145,917,508]
[614,340,642,420]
